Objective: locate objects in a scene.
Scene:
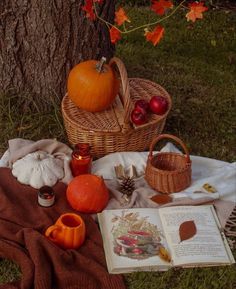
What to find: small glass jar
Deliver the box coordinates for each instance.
[70,143,92,177]
[38,186,55,207]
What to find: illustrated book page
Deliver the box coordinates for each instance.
[97,208,172,274]
[158,205,235,267]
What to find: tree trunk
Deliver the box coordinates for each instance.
[0,0,115,110]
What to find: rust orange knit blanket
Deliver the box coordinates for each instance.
[0,168,126,289]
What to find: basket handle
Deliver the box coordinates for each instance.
[109,57,133,131]
[148,134,191,163]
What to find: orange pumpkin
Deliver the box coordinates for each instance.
[66,174,109,213]
[67,57,119,112]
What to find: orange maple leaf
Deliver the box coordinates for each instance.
[115,7,130,26]
[151,0,173,16]
[186,2,208,23]
[109,27,121,44]
[145,25,164,46]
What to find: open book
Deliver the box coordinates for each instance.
[97,205,235,274]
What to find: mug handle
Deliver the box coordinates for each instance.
[45,225,61,241]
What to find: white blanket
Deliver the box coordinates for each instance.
[1,140,235,204]
[92,143,236,203]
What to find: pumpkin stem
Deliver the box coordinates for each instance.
[96,57,107,73]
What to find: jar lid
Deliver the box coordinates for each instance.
[38,186,54,199]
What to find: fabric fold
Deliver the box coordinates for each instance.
[0,138,73,185]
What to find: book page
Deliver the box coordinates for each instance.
[97,208,172,274]
[158,205,233,267]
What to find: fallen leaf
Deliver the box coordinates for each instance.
[145,25,164,46]
[202,183,217,193]
[115,7,130,26]
[159,246,171,262]
[179,220,197,242]
[151,0,173,16]
[150,194,172,204]
[109,26,121,44]
[186,2,208,23]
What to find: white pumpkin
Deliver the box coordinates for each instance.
[12,150,64,189]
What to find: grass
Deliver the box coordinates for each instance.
[0,259,22,284]
[0,6,235,289]
[116,7,236,161]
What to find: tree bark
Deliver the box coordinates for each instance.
[0,0,115,110]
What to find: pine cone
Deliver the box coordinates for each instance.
[119,177,135,196]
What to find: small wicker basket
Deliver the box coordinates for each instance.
[145,134,191,194]
[61,57,172,159]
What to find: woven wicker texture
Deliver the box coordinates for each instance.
[145,134,192,194]
[62,57,172,159]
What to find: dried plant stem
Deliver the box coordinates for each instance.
[94,0,186,34]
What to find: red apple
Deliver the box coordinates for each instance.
[134,99,150,114]
[131,107,147,125]
[149,95,168,115]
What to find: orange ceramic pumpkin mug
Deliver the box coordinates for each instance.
[45,213,86,249]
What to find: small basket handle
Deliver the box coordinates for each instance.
[148,134,191,163]
[109,57,133,131]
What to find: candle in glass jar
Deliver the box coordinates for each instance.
[38,186,55,207]
[70,143,92,177]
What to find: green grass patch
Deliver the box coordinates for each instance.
[0,259,22,284]
[116,8,236,161]
[125,266,236,289]
[0,92,67,155]
[0,6,235,288]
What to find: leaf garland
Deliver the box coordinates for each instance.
[186,2,208,23]
[115,8,130,26]
[82,0,96,20]
[109,27,121,44]
[151,0,174,16]
[145,25,165,46]
[82,0,208,46]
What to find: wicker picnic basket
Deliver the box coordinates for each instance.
[145,134,191,194]
[61,57,172,159]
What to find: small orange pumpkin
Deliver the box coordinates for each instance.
[66,174,109,213]
[67,57,119,112]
